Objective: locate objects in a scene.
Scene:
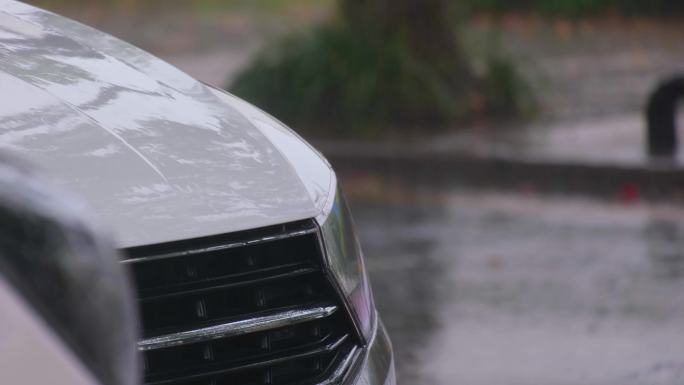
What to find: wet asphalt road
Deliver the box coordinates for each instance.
[349,192,684,385]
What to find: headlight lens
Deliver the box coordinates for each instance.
[319,187,375,342]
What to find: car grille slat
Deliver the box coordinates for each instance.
[146,334,350,385]
[138,266,319,302]
[124,219,361,385]
[123,225,318,265]
[139,303,338,351]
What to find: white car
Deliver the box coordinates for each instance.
[0,1,395,385]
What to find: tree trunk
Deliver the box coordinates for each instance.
[340,0,467,76]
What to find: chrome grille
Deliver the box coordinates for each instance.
[123,220,361,385]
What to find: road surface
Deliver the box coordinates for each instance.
[350,191,684,385]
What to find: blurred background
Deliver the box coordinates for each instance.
[26,1,684,384]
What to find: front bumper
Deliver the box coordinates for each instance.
[348,315,395,385]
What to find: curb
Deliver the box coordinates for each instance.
[317,143,684,203]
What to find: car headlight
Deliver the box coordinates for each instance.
[319,186,375,343]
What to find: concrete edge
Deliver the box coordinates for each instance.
[317,142,684,203]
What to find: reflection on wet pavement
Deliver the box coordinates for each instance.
[350,192,684,385]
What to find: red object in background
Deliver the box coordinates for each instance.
[619,183,640,203]
[518,182,537,197]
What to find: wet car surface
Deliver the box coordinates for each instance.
[350,188,684,385]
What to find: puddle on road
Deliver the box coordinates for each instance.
[350,192,684,385]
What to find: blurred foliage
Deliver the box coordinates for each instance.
[463,0,684,16]
[232,26,465,136]
[231,0,532,137]
[483,56,534,117]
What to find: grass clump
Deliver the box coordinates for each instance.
[232,25,475,136]
[230,23,532,137]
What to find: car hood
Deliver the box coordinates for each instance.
[0,1,333,247]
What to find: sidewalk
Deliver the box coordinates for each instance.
[315,115,684,203]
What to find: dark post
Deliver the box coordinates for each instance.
[646,77,684,158]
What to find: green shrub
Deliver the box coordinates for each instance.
[230,25,530,137]
[233,26,448,136]
[483,56,535,117]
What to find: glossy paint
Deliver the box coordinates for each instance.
[0,0,334,247]
[0,3,394,384]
